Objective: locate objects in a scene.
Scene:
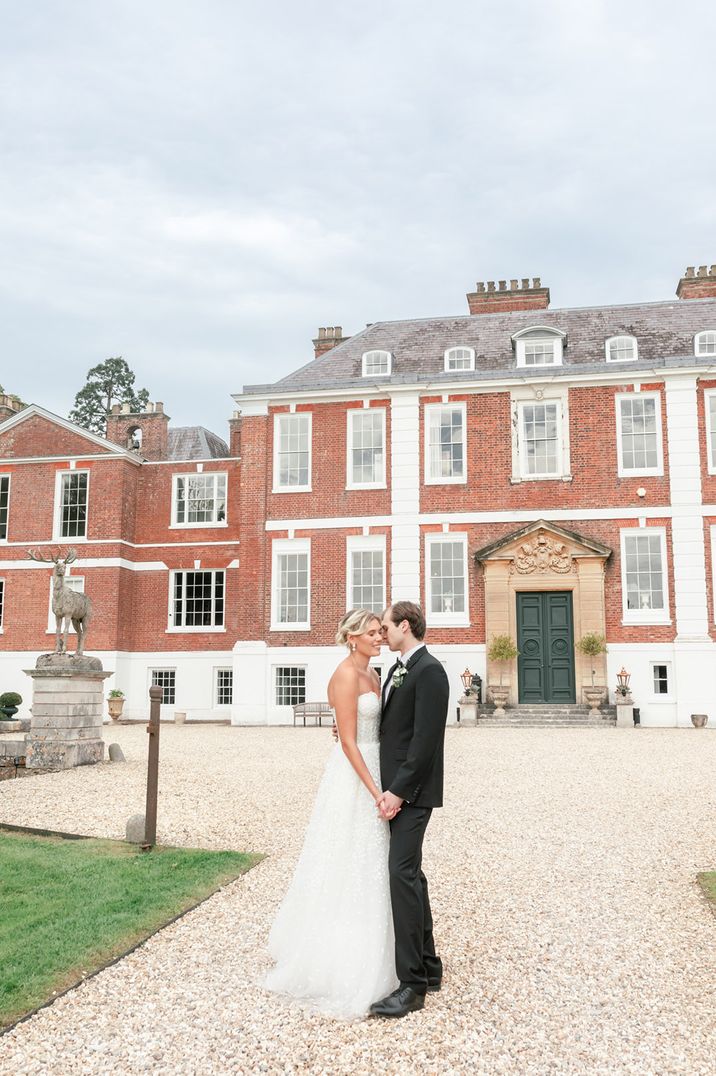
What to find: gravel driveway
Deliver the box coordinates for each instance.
[1,725,715,1075]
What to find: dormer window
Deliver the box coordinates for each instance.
[362,350,392,377]
[695,331,716,356]
[606,335,638,363]
[512,327,565,368]
[444,347,475,372]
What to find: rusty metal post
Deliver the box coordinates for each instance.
[143,685,163,850]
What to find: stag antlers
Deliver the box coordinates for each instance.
[27,547,78,565]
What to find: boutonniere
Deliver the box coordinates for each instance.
[392,665,408,688]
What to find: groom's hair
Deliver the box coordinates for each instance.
[387,601,426,640]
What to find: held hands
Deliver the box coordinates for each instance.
[376,790,403,821]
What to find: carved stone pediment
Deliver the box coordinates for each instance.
[513,533,573,575]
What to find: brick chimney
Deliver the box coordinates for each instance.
[467,278,550,315]
[313,326,348,358]
[676,265,716,300]
[0,394,24,422]
[228,410,242,457]
[105,401,170,460]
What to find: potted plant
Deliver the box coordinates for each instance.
[107,689,125,721]
[576,632,607,716]
[0,691,22,719]
[488,634,519,716]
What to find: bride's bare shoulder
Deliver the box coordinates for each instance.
[326,659,359,706]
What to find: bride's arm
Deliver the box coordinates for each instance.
[331,668,382,803]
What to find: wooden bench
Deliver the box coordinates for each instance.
[292,702,333,727]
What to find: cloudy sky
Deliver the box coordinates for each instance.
[2,1,715,436]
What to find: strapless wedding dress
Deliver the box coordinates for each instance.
[265,692,398,1018]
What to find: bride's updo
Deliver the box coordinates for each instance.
[335,608,380,646]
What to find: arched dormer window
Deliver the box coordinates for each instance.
[511,326,566,368]
[444,346,475,372]
[606,335,638,363]
[695,330,716,357]
[362,350,392,377]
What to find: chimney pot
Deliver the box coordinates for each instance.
[155,402,163,413]
[121,402,131,414]
[685,266,695,277]
[510,279,518,290]
[711,266,716,277]
[533,277,541,288]
[521,278,530,289]
[487,281,496,293]
[111,403,121,415]
[498,280,507,291]
[476,282,485,293]
[698,265,708,277]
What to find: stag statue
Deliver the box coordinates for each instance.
[27,548,92,656]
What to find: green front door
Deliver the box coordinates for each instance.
[517,592,575,703]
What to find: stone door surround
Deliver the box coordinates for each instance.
[475,520,612,705]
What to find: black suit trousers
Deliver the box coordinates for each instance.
[388,805,442,992]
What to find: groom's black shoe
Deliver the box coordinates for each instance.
[369,986,425,1018]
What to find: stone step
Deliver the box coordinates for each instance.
[476,721,616,728]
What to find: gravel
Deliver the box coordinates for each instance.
[1,724,715,1075]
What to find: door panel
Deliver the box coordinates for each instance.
[517,592,575,703]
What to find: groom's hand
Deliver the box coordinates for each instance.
[378,791,403,820]
[331,721,339,742]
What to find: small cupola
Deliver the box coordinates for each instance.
[105,401,170,460]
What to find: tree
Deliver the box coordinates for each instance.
[488,634,519,686]
[69,357,149,435]
[576,632,607,687]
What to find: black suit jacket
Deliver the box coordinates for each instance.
[380,646,449,808]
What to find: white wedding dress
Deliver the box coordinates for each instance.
[265,692,398,1019]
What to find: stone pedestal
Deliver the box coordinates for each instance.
[458,695,477,726]
[616,693,634,729]
[24,654,112,770]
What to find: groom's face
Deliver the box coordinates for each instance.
[380,609,405,652]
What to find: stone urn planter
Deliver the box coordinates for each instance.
[691,713,709,728]
[107,692,125,721]
[0,691,22,720]
[584,687,605,718]
[489,685,510,717]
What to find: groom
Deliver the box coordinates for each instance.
[371,601,449,1018]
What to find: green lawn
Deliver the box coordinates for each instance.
[697,872,716,912]
[0,830,259,1028]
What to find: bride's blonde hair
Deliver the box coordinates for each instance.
[335,608,380,646]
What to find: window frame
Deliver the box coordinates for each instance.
[512,327,565,368]
[271,538,311,631]
[215,667,233,707]
[0,577,4,632]
[361,350,392,377]
[517,399,564,480]
[345,534,386,611]
[170,471,228,528]
[444,347,475,373]
[425,532,470,627]
[615,391,664,477]
[346,407,387,490]
[274,665,307,707]
[150,667,176,706]
[620,527,671,625]
[694,330,716,357]
[605,335,638,363]
[650,661,674,702]
[53,469,90,541]
[0,474,9,542]
[705,389,716,475]
[272,412,312,493]
[424,401,467,486]
[166,569,226,633]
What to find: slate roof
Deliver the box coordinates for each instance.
[167,426,229,460]
[240,297,716,396]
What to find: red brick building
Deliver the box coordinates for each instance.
[0,399,240,721]
[232,266,716,726]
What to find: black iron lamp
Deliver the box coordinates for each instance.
[460,668,473,696]
[616,667,631,697]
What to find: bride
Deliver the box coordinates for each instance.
[265,608,399,1018]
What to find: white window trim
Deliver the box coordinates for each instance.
[271,537,311,631]
[346,407,387,490]
[46,574,84,633]
[0,473,10,543]
[424,401,468,486]
[345,533,387,610]
[52,469,90,542]
[361,350,392,377]
[615,391,664,478]
[605,335,638,363]
[166,569,227,633]
[425,532,470,627]
[620,527,671,625]
[649,660,674,703]
[273,664,307,707]
[0,576,4,632]
[272,413,312,493]
[444,347,475,373]
[510,393,572,482]
[694,330,716,357]
[214,666,233,707]
[705,389,716,475]
[170,471,228,529]
[148,667,177,707]
[512,327,565,368]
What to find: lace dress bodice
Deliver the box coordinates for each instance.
[355,691,381,745]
